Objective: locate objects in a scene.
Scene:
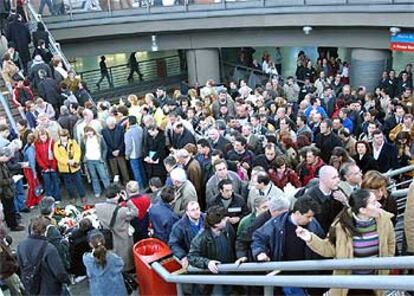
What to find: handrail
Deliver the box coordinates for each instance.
[186,256,414,273]
[384,165,414,178]
[152,261,414,291]
[0,65,18,132]
[78,55,179,75]
[26,2,72,72]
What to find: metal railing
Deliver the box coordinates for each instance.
[78,55,183,93]
[29,0,413,20]
[152,257,414,295]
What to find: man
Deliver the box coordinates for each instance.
[35,112,62,142]
[389,113,414,142]
[338,162,363,199]
[371,129,399,173]
[247,171,285,211]
[195,138,212,172]
[29,55,52,91]
[297,146,325,186]
[207,179,249,228]
[338,128,357,156]
[226,135,255,172]
[169,201,205,269]
[305,165,346,233]
[34,97,56,120]
[315,119,343,163]
[251,196,324,295]
[241,123,262,155]
[102,116,129,184]
[0,147,25,231]
[175,149,203,207]
[170,167,198,216]
[296,114,313,140]
[149,187,179,243]
[252,142,281,171]
[208,127,231,154]
[171,122,196,150]
[283,76,300,104]
[384,104,406,137]
[124,116,145,189]
[17,216,70,295]
[188,206,240,295]
[205,159,244,204]
[96,55,112,89]
[211,89,236,119]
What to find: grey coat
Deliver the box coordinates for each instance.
[173,180,198,216]
[95,200,137,271]
[205,170,243,204]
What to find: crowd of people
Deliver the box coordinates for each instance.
[1,14,414,294]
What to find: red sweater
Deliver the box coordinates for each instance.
[35,140,58,171]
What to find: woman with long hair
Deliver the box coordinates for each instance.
[361,170,398,225]
[83,230,127,296]
[352,141,378,174]
[296,189,395,296]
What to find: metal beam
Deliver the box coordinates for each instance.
[152,262,414,291]
[187,256,414,273]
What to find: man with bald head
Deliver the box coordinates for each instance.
[304,165,346,232]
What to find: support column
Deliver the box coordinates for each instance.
[350,48,392,91]
[186,49,220,86]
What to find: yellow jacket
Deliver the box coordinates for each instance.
[53,139,81,173]
[307,209,395,296]
[404,181,414,253]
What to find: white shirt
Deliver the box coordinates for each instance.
[373,142,384,160]
[85,136,101,161]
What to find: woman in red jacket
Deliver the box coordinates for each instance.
[268,155,302,190]
[35,129,61,201]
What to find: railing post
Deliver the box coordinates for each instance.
[176,283,184,296]
[109,68,114,87]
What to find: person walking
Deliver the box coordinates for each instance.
[127,52,143,82]
[96,56,112,90]
[83,230,127,296]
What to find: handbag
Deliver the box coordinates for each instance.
[99,206,120,250]
[122,272,138,295]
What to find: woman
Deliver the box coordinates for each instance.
[54,129,86,203]
[83,230,127,296]
[143,124,167,182]
[83,126,110,198]
[268,155,301,190]
[23,133,42,208]
[2,52,21,85]
[352,141,379,174]
[296,189,395,296]
[361,171,398,225]
[127,94,142,123]
[35,129,61,201]
[330,146,354,170]
[395,131,413,167]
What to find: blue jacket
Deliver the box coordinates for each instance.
[124,124,143,159]
[149,201,179,243]
[251,212,325,261]
[83,251,127,296]
[23,143,37,176]
[168,213,206,260]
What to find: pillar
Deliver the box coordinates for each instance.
[186,49,220,86]
[350,48,392,91]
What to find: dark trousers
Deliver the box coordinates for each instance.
[108,156,130,184]
[1,194,18,228]
[62,171,86,199]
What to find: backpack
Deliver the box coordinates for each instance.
[21,240,48,295]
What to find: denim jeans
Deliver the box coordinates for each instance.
[86,160,110,195]
[38,0,54,15]
[62,171,86,200]
[129,158,145,189]
[13,179,26,213]
[42,171,61,201]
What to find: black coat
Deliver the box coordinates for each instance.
[143,131,167,179]
[315,132,343,163]
[102,124,125,159]
[29,62,52,90]
[207,193,249,220]
[32,29,50,48]
[171,127,195,149]
[371,142,399,173]
[210,135,231,154]
[38,78,60,105]
[16,235,70,295]
[353,153,379,174]
[68,227,93,276]
[6,19,31,63]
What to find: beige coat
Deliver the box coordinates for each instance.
[404,181,414,253]
[307,209,395,296]
[95,199,137,271]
